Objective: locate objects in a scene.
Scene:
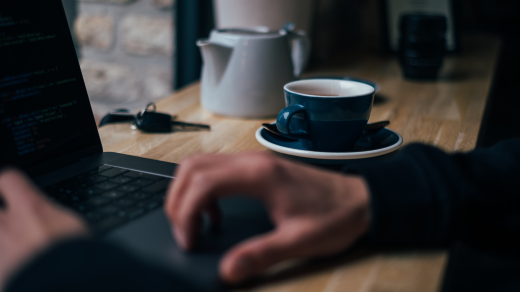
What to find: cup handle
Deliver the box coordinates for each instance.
[276,105,310,139]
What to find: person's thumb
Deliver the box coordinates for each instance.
[219,229,299,284]
[0,169,42,212]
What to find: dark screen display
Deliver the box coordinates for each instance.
[0,0,100,168]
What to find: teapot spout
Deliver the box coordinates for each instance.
[197,39,233,86]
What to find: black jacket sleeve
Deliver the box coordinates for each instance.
[344,139,520,248]
[5,239,202,292]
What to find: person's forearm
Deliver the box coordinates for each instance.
[5,239,201,292]
[344,139,520,247]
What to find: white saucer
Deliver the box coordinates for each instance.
[255,126,403,162]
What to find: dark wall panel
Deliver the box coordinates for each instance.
[174,0,214,90]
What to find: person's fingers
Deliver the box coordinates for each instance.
[175,159,273,249]
[171,198,221,249]
[168,153,275,248]
[0,169,43,213]
[219,229,302,284]
[0,211,10,246]
[165,154,229,223]
[167,152,269,214]
[0,212,6,225]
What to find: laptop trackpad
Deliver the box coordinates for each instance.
[104,197,273,292]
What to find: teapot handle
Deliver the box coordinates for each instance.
[290,30,310,79]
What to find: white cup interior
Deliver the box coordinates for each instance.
[285,79,375,97]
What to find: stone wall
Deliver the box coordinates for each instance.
[74,0,175,117]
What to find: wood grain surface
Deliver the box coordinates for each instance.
[98,35,501,292]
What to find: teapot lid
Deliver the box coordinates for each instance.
[213,28,282,39]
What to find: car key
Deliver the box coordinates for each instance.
[172,120,211,130]
[135,103,210,133]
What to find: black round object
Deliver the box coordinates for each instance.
[399,14,447,80]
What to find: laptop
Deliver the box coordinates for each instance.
[0,1,272,291]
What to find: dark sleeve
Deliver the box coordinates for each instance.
[343,139,520,248]
[5,239,202,292]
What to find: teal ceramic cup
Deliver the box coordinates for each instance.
[276,79,375,152]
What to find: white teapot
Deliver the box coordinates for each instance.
[197,26,309,118]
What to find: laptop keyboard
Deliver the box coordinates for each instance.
[44,165,172,234]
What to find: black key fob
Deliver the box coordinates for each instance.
[133,102,210,133]
[136,111,172,133]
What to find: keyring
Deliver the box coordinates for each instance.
[139,102,156,117]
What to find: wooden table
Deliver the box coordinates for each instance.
[99,35,501,292]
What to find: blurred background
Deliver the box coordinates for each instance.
[62,0,174,119]
[61,0,520,146]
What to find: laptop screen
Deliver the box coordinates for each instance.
[0,1,101,169]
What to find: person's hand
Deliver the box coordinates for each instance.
[0,169,89,289]
[165,152,371,284]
